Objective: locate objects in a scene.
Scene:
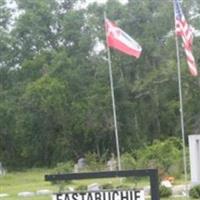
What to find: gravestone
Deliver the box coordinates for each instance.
[0,162,5,176]
[107,154,117,171]
[36,189,52,195]
[0,193,9,198]
[78,158,86,167]
[87,183,101,191]
[18,192,35,197]
[74,158,86,172]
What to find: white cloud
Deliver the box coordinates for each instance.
[76,0,127,9]
[88,0,128,5]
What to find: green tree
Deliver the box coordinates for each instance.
[1,0,200,168]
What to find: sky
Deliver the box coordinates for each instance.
[87,0,108,4]
[6,0,128,14]
[5,0,199,37]
[76,0,128,9]
[86,0,127,5]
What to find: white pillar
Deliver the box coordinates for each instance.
[189,135,200,184]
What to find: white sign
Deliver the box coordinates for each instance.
[53,190,145,200]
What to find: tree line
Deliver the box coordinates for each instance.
[0,0,200,169]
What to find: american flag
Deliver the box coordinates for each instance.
[173,0,198,76]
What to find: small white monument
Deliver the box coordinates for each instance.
[189,135,200,184]
[107,154,117,171]
[0,162,5,176]
[74,158,86,172]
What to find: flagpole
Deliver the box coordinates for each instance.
[173,0,188,195]
[104,12,121,171]
[175,32,188,195]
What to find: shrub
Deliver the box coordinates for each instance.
[136,137,182,178]
[102,183,114,189]
[76,184,87,191]
[53,161,74,173]
[159,185,172,198]
[116,184,130,189]
[51,161,74,185]
[121,153,136,170]
[85,152,104,171]
[189,184,200,199]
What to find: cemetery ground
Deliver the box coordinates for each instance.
[0,168,192,200]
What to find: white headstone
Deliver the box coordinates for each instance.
[0,193,9,198]
[68,187,74,191]
[74,164,78,173]
[18,192,35,197]
[87,183,101,191]
[107,154,117,171]
[36,189,52,195]
[189,135,200,184]
[161,180,172,188]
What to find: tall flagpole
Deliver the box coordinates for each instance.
[104,12,121,171]
[172,0,188,194]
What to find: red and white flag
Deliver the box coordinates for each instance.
[173,0,198,76]
[105,18,142,58]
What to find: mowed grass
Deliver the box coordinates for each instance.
[0,169,193,200]
[0,168,57,200]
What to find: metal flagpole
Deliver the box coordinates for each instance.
[104,12,121,171]
[175,32,188,195]
[172,0,188,194]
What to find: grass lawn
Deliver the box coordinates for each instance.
[0,169,194,200]
[0,168,57,200]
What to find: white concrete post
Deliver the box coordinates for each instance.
[189,135,200,184]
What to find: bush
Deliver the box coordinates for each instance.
[85,152,104,171]
[102,183,114,189]
[116,184,130,189]
[121,153,136,170]
[136,137,182,178]
[189,184,200,199]
[53,161,74,173]
[51,161,74,185]
[159,185,172,198]
[76,184,87,191]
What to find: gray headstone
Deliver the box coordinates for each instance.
[77,158,86,170]
[87,183,101,191]
[107,159,116,171]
